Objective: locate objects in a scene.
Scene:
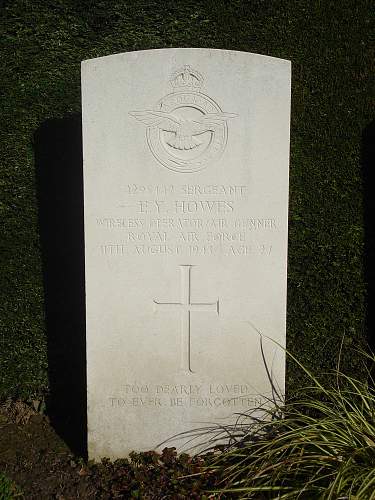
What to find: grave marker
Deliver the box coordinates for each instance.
[82,48,291,459]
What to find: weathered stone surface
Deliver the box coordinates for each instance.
[82,48,291,459]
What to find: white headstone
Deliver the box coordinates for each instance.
[82,48,291,460]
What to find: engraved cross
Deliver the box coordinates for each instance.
[153,265,219,373]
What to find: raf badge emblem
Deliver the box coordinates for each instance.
[130,65,237,173]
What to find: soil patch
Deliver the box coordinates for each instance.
[0,401,222,498]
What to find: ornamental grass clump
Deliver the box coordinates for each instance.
[202,344,375,499]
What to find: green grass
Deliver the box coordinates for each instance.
[0,0,373,399]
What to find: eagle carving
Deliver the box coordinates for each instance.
[129,110,237,150]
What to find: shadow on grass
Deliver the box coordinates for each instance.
[34,114,87,458]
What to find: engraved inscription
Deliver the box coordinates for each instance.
[153,265,219,373]
[96,184,277,258]
[109,396,263,408]
[125,184,247,196]
[108,382,265,409]
[130,66,237,173]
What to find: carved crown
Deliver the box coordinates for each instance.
[169,65,203,92]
